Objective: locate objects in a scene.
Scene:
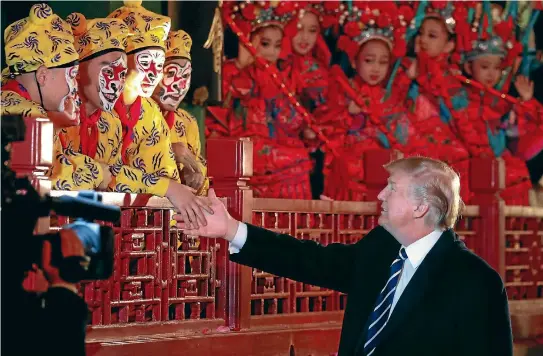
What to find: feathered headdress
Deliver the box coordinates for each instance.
[464,2,522,69]
[221,1,295,37]
[423,1,456,34]
[288,1,345,33]
[337,1,414,62]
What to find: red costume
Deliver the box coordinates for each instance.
[314,2,418,200]
[207,1,314,199]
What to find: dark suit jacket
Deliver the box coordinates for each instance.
[230,224,513,356]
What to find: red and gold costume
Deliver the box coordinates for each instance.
[396,2,473,202]
[315,2,418,200]
[208,1,313,199]
[450,11,534,205]
[280,2,343,113]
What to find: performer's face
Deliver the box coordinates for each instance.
[355,40,390,86]
[128,48,166,97]
[251,26,283,64]
[378,172,416,236]
[36,65,78,111]
[153,58,192,112]
[416,18,454,58]
[79,51,127,112]
[292,12,319,56]
[469,55,502,89]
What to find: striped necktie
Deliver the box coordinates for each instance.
[363,247,408,356]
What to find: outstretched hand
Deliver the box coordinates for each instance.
[166,182,214,229]
[514,75,534,102]
[173,188,239,241]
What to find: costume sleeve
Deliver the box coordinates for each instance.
[112,99,180,196]
[170,111,189,145]
[515,98,543,132]
[182,110,209,196]
[49,131,105,191]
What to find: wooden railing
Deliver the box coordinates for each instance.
[10,123,543,355]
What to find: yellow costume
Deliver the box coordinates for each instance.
[1,4,104,191]
[54,13,130,191]
[111,97,180,195]
[164,30,209,195]
[108,0,179,196]
[170,108,209,195]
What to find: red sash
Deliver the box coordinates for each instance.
[115,94,142,164]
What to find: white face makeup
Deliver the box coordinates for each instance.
[158,60,192,109]
[58,65,79,112]
[135,49,165,97]
[98,56,128,112]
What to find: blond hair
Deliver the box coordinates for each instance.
[384,156,464,229]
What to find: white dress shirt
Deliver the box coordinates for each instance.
[229,223,443,312]
[390,229,442,312]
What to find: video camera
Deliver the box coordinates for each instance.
[1,114,120,284]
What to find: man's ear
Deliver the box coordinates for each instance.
[444,40,455,54]
[413,203,430,220]
[34,65,48,86]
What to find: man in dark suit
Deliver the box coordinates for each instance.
[175,157,513,356]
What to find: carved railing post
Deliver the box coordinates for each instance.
[10,116,54,236]
[363,149,403,201]
[469,157,505,277]
[207,137,253,330]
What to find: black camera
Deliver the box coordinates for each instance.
[1,114,120,284]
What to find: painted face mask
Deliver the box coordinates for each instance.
[158,61,192,108]
[98,56,128,112]
[135,49,165,97]
[58,65,79,112]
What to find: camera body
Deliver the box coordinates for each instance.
[1,114,119,284]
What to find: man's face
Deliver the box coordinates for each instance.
[377,172,416,236]
[152,58,192,111]
[79,51,128,113]
[127,48,166,97]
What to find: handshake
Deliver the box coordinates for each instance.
[172,188,240,242]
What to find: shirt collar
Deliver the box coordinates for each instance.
[403,230,443,269]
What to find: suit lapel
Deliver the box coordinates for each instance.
[375,229,457,348]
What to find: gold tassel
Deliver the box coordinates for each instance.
[204,7,224,75]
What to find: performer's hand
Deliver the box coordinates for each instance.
[97,163,112,191]
[47,96,80,128]
[166,181,214,229]
[236,43,254,69]
[182,167,205,191]
[173,189,239,241]
[514,75,534,102]
[173,143,200,171]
